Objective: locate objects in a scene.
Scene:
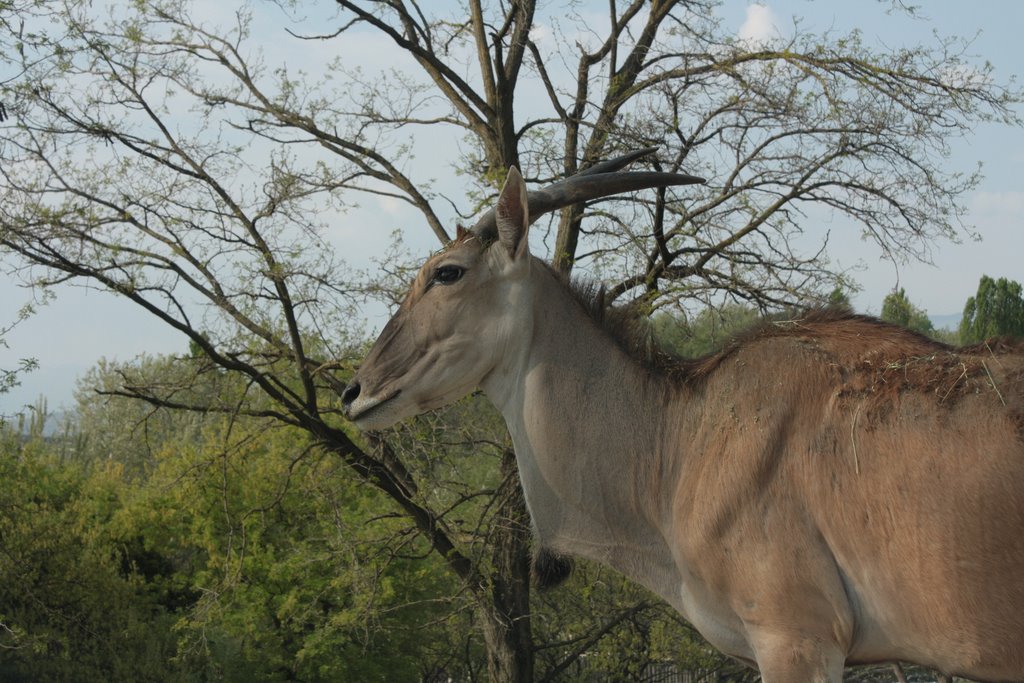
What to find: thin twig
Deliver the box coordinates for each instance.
[851,402,862,475]
[939,362,968,404]
[982,360,1007,406]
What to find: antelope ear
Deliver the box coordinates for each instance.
[496,166,529,259]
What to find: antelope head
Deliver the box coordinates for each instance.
[341,149,703,429]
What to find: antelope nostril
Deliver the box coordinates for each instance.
[341,381,361,409]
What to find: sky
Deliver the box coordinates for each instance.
[722,0,1024,321]
[1,0,1022,415]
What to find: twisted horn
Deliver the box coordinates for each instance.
[470,148,704,241]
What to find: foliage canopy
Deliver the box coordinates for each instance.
[959,275,1024,344]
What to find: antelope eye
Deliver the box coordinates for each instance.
[432,265,465,285]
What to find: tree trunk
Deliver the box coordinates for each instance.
[552,204,585,275]
[479,612,532,683]
[478,448,534,683]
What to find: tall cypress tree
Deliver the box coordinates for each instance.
[959,275,1024,344]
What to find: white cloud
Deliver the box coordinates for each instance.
[738,3,782,46]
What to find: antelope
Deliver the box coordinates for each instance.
[342,150,1024,682]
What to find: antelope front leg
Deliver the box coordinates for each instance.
[749,629,846,683]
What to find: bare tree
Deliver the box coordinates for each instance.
[0,1,1018,680]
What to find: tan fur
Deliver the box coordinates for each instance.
[668,314,1024,679]
[345,173,1024,683]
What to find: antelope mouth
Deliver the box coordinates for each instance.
[347,388,403,426]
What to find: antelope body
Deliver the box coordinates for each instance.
[343,154,1024,682]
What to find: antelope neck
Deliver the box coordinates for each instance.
[481,261,684,597]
